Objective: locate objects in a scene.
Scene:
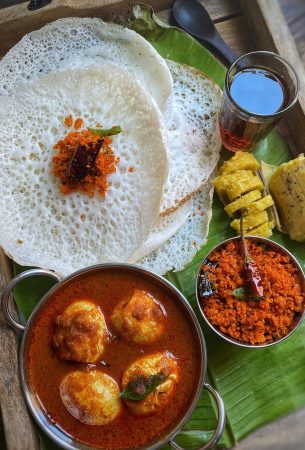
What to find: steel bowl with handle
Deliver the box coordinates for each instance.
[196,236,305,348]
[2,263,226,450]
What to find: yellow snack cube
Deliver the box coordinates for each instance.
[230,211,269,232]
[224,190,262,217]
[246,221,274,238]
[226,175,264,201]
[220,151,260,175]
[246,195,274,214]
[214,170,262,198]
[214,169,251,196]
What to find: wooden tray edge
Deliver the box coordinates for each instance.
[241,0,305,155]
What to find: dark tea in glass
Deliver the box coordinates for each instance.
[219,51,299,152]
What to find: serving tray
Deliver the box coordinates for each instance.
[1,1,305,450]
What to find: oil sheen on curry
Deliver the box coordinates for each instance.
[26,270,200,449]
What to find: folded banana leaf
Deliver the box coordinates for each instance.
[12,5,305,450]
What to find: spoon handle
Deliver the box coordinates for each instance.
[28,0,52,10]
[240,208,249,262]
[200,33,237,67]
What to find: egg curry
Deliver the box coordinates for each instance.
[26,270,200,449]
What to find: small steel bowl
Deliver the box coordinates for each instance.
[2,263,226,450]
[196,236,305,349]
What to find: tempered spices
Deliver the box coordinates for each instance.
[52,116,119,198]
[199,240,305,345]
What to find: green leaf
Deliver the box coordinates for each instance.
[120,373,168,401]
[88,125,122,136]
[231,286,262,301]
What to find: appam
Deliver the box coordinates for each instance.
[0,19,222,215]
[129,199,192,262]
[0,65,168,275]
[161,61,222,215]
[0,17,173,119]
[138,180,214,275]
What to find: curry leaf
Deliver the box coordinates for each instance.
[231,286,263,301]
[88,125,122,137]
[120,373,168,401]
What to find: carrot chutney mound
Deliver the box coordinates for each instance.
[52,116,119,198]
[199,240,305,345]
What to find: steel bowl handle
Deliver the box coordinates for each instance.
[1,268,62,332]
[170,382,226,450]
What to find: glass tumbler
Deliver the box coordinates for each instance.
[219,51,299,152]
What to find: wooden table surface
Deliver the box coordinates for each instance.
[281,0,305,64]
[0,1,305,449]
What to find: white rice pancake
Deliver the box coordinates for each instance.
[0,17,173,118]
[160,61,222,215]
[0,65,168,276]
[137,181,214,275]
[129,199,192,263]
[0,20,221,217]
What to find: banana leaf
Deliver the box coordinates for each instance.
[11,5,305,450]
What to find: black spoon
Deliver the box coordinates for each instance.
[173,0,237,67]
[28,0,52,11]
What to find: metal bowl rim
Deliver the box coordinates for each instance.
[19,262,207,450]
[196,235,305,349]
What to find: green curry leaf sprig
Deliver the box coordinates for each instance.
[120,373,168,401]
[231,286,263,301]
[88,125,122,137]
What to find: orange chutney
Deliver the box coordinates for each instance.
[26,270,200,449]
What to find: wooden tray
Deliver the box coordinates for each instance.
[0,1,305,449]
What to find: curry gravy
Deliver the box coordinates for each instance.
[26,270,200,449]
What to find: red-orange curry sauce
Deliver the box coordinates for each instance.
[26,270,200,449]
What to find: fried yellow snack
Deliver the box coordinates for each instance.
[246,195,274,214]
[226,175,264,201]
[214,170,262,198]
[224,190,262,217]
[219,151,260,175]
[269,155,305,241]
[230,211,269,232]
[215,152,275,237]
[246,221,274,238]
